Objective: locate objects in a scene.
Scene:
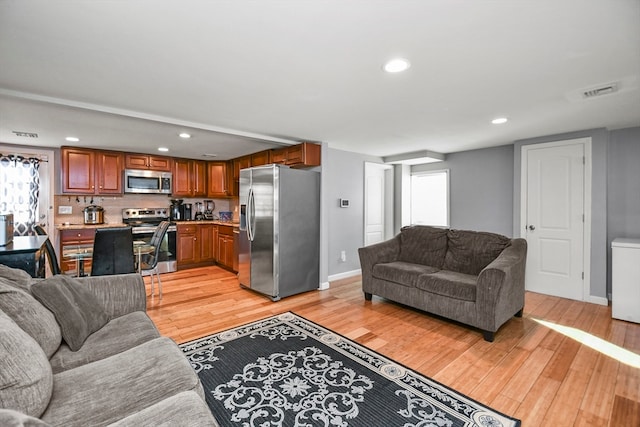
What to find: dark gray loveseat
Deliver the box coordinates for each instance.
[358,225,527,341]
[0,265,219,426]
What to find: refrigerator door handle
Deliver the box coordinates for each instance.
[247,188,255,242]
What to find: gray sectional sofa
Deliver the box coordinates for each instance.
[0,265,219,427]
[358,225,527,341]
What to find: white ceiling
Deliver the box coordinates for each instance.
[0,0,639,161]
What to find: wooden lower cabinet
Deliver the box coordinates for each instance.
[177,223,217,269]
[217,225,235,271]
[59,228,95,275]
[177,223,236,270]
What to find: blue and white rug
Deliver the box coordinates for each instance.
[180,312,521,427]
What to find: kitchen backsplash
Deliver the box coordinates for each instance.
[53,194,237,226]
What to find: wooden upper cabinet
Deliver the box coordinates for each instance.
[233,155,251,182]
[125,154,172,171]
[173,159,207,197]
[61,147,123,194]
[251,150,271,167]
[207,162,229,198]
[270,143,320,168]
[96,151,124,194]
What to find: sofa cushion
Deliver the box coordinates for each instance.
[373,261,440,288]
[0,312,53,418]
[0,264,34,293]
[31,275,109,351]
[416,270,478,302]
[398,225,448,268]
[0,279,62,358]
[106,391,219,427]
[0,409,52,427]
[443,229,511,275]
[41,337,203,427]
[50,311,161,373]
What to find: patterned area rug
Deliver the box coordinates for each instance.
[180,312,521,427]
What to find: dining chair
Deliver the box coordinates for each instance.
[139,221,170,299]
[91,226,136,276]
[34,225,63,276]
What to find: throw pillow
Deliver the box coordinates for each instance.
[0,312,53,418]
[0,264,34,293]
[31,275,109,351]
[0,279,62,358]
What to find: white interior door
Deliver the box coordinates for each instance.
[522,140,587,301]
[364,162,391,246]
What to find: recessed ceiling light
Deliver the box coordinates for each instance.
[383,58,411,73]
[158,147,169,152]
[491,117,508,124]
[65,136,80,142]
[179,133,191,139]
[202,153,218,158]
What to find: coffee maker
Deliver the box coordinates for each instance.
[170,199,183,221]
[182,203,192,221]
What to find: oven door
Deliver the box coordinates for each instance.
[131,225,177,273]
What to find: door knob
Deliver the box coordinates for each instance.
[528,225,535,231]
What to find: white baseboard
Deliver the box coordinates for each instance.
[588,295,609,306]
[328,269,361,283]
[318,282,330,290]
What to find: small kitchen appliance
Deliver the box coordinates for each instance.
[169,199,183,221]
[194,202,204,220]
[203,200,215,220]
[83,205,105,225]
[0,213,14,246]
[181,203,193,221]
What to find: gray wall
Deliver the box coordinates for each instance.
[412,144,514,236]
[513,128,609,300]
[607,126,640,296]
[325,147,383,276]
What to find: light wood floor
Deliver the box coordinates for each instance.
[145,266,640,426]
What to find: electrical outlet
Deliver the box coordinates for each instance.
[58,206,72,214]
[340,250,346,262]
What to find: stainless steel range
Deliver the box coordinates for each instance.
[122,208,177,273]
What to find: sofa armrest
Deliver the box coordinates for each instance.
[358,236,401,285]
[76,273,146,319]
[475,239,527,330]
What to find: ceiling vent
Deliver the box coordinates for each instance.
[12,131,38,138]
[582,83,618,99]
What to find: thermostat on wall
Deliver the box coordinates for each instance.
[339,198,350,208]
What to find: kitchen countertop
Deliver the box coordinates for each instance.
[56,220,239,230]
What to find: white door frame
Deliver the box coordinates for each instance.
[520,137,592,301]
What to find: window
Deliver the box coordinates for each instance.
[410,169,449,227]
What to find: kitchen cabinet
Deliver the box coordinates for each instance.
[176,223,216,269]
[251,150,271,167]
[207,162,231,198]
[173,159,207,197]
[125,153,172,171]
[61,147,124,195]
[271,142,321,168]
[59,228,95,274]
[217,225,235,271]
[233,155,251,182]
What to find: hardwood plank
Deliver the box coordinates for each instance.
[145,266,640,425]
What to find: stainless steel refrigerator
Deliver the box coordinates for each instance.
[238,164,320,301]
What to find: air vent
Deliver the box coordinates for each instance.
[12,131,38,138]
[583,83,618,98]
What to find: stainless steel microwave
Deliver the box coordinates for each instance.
[124,169,172,194]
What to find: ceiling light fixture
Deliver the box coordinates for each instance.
[65,136,80,142]
[179,132,191,139]
[158,147,169,152]
[383,58,411,73]
[491,117,508,125]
